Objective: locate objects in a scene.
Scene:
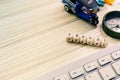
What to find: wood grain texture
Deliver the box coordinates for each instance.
[0,0,120,80]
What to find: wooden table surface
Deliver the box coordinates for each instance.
[0,0,120,80]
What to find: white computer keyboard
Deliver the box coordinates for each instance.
[36,43,120,80]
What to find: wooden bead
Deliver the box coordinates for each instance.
[79,35,87,44]
[93,37,101,47]
[66,33,73,42]
[86,36,94,45]
[73,34,80,43]
[100,38,108,48]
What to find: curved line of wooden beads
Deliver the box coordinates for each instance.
[66,33,108,48]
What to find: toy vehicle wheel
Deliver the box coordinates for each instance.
[90,18,99,26]
[92,18,99,25]
[93,19,99,25]
[64,5,70,12]
[89,18,93,24]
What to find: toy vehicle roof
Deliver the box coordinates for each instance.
[77,0,98,9]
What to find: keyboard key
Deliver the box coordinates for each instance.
[69,67,84,79]
[116,78,120,80]
[77,77,84,80]
[112,60,120,75]
[84,61,99,72]
[98,55,112,66]
[99,66,116,80]
[111,51,120,60]
[85,71,102,80]
[54,74,69,80]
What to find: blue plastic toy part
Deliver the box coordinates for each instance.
[96,0,105,6]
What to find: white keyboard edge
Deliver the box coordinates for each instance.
[35,43,120,80]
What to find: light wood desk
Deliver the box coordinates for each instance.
[0,0,120,80]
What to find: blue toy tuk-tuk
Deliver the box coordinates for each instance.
[62,0,99,25]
